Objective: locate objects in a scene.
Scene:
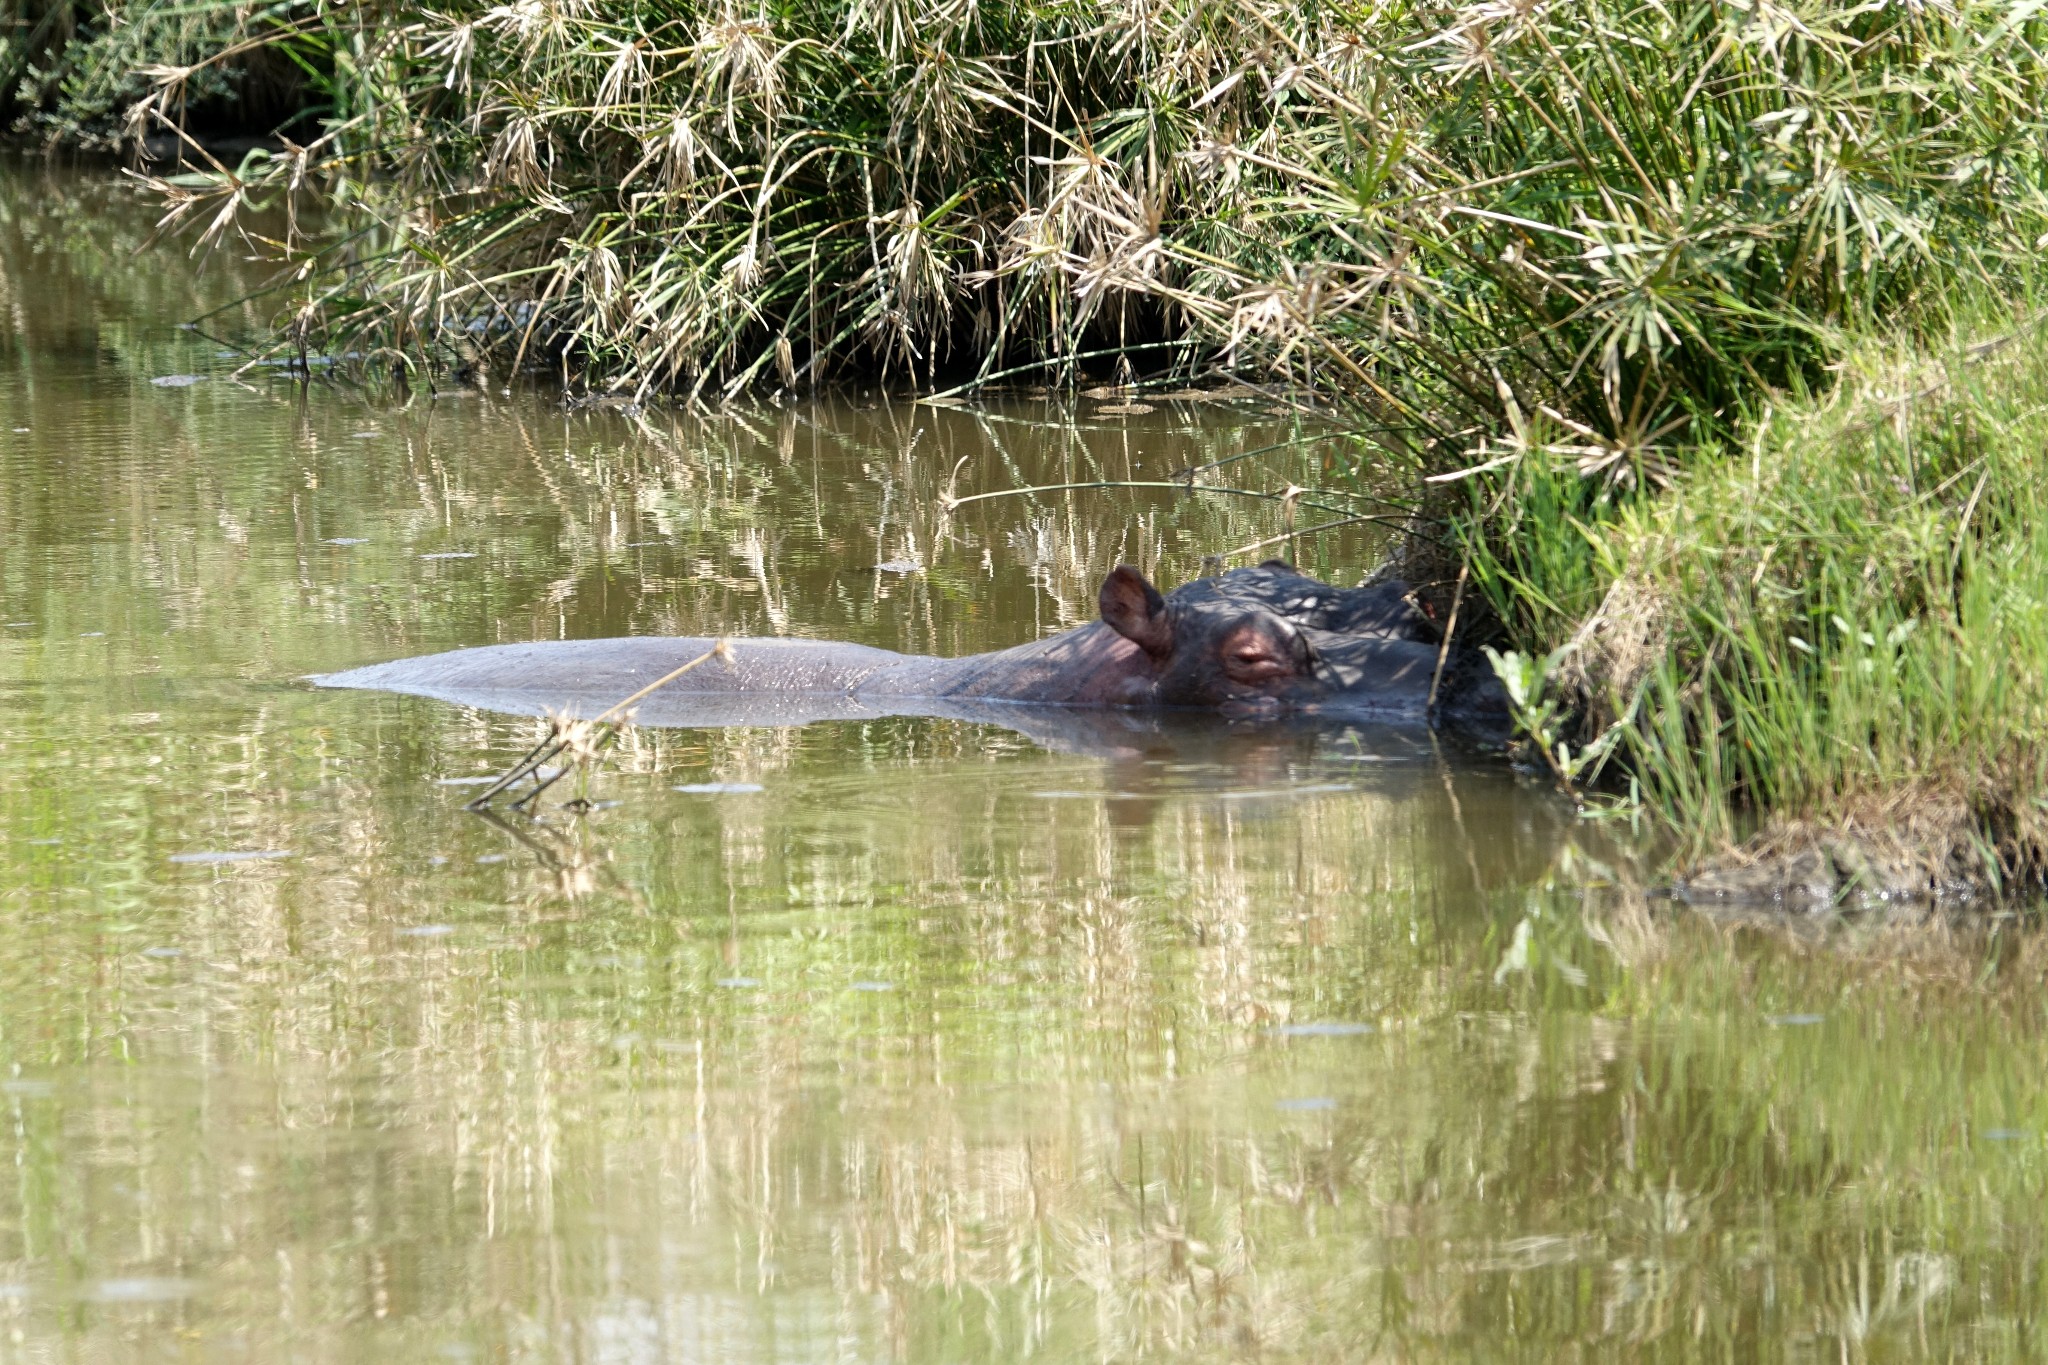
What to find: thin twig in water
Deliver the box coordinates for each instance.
[1220,512,1410,560]
[1427,562,1470,715]
[465,640,732,812]
[947,481,1448,548]
[943,480,1361,518]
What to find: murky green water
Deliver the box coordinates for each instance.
[3,160,2048,1362]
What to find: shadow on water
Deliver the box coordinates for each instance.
[4,158,2048,1363]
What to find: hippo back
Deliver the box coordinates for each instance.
[314,636,913,724]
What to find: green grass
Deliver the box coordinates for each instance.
[1457,297,2048,891]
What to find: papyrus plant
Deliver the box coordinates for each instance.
[120,0,2048,470]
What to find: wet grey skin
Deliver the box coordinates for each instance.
[315,561,1511,739]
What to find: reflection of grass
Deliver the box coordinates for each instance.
[1579,900,2048,1350]
[0,156,283,381]
[6,630,2048,1358]
[0,170,1402,677]
[0,673,1561,1348]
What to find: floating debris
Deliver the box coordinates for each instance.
[397,924,455,938]
[419,552,477,560]
[141,947,181,959]
[168,849,292,865]
[324,537,369,546]
[149,375,205,388]
[1769,1013,1826,1027]
[874,557,922,574]
[474,853,508,865]
[1095,402,1157,415]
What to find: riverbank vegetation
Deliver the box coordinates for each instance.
[109,0,2048,431]
[0,0,306,145]
[16,0,2048,894]
[1467,304,2048,898]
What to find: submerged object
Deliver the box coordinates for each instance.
[315,561,1508,738]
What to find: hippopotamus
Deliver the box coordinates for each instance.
[314,561,1509,738]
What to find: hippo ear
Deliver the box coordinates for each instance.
[1099,565,1173,658]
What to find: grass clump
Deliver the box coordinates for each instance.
[113,0,2048,432]
[1460,300,2048,897]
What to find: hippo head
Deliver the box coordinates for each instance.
[1096,561,1442,715]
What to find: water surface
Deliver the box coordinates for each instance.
[2,159,2046,1362]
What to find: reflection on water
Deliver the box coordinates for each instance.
[1,158,2047,1362]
